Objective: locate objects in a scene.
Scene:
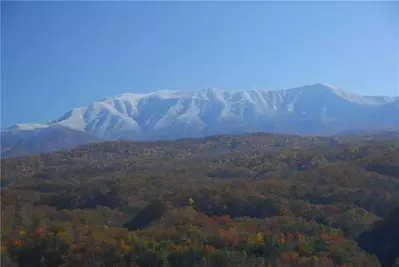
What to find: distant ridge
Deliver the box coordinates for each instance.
[2,83,398,157]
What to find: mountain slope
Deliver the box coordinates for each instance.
[2,83,398,157]
[44,84,399,138]
[1,125,99,157]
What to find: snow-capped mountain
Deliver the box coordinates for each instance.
[2,83,398,156]
[48,83,398,138]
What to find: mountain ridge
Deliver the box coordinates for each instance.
[5,83,397,134]
[2,83,398,157]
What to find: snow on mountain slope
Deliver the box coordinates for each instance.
[3,83,398,143]
[3,123,49,132]
[1,125,99,157]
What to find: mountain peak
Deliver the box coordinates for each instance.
[112,90,180,102]
[305,83,339,92]
[3,84,397,144]
[312,82,336,88]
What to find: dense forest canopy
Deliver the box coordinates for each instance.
[1,132,399,267]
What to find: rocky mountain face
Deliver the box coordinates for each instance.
[2,83,398,157]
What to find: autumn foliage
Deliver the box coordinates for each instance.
[1,132,398,266]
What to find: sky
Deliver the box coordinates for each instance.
[1,1,398,126]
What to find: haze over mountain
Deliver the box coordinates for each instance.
[1,83,398,157]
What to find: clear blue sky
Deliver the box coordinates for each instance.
[1,1,398,126]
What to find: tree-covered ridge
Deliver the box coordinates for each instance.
[1,132,398,267]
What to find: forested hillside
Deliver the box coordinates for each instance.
[1,132,399,267]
